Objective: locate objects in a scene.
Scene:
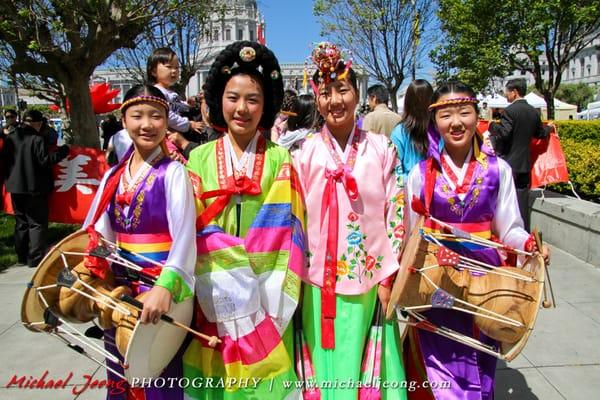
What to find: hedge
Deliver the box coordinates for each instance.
[554,120,600,143]
[548,121,600,202]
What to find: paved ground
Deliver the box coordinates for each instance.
[0,245,598,399]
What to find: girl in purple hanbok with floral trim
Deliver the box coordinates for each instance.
[84,84,196,400]
[403,81,549,400]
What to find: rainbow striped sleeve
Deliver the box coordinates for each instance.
[245,159,306,330]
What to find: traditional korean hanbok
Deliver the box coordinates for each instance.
[182,132,306,400]
[84,146,197,400]
[292,126,407,400]
[404,137,530,400]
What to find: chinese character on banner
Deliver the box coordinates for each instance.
[2,146,109,224]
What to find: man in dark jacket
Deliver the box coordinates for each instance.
[2,109,69,267]
[489,79,551,230]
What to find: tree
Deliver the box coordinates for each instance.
[432,0,600,119]
[0,0,194,147]
[555,83,596,111]
[313,0,437,112]
[111,1,227,93]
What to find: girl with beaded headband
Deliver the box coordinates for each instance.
[291,41,407,399]
[402,81,550,399]
[83,84,197,399]
[181,40,306,400]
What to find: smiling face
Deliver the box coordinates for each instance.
[317,78,358,133]
[122,102,168,157]
[153,55,180,88]
[222,73,264,139]
[434,92,478,157]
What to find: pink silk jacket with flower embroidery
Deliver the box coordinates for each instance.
[292,129,405,295]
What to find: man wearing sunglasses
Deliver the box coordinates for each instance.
[2,109,19,137]
[2,109,69,267]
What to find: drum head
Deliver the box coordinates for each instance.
[386,216,425,319]
[501,254,545,361]
[21,230,89,331]
[124,297,193,382]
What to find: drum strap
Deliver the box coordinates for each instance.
[423,158,437,214]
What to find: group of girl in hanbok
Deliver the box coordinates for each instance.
[84,39,549,400]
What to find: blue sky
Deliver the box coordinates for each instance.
[258,1,324,63]
[258,0,435,81]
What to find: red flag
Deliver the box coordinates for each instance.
[257,20,265,45]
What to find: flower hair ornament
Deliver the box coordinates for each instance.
[307,42,353,95]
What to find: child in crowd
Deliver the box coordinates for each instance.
[277,93,317,150]
[390,79,434,182]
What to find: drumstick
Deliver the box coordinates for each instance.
[533,230,556,308]
[426,216,532,257]
[119,295,221,347]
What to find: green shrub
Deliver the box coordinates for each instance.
[547,138,600,202]
[554,120,600,144]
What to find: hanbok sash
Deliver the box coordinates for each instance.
[318,126,361,349]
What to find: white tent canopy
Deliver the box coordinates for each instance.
[524,92,547,108]
[477,94,509,108]
[524,92,577,120]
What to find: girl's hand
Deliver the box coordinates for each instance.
[377,284,392,315]
[541,244,550,266]
[140,286,172,324]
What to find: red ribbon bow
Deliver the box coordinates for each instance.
[115,191,133,207]
[320,166,359,228]
[198,175,262,229]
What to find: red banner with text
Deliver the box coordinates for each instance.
[3,146,109,224]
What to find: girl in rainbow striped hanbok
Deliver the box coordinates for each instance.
[182,41,306,400]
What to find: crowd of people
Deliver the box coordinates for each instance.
[1,39,553,400]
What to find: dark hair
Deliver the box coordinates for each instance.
[403,79,433,157]
[121,84,168,114]
[203,40,284,131]
[24,109,43,122]
[147,47,177,84]
[431,80,479,115]
[4,109,17,117]
[287,94,317,131]
[312,60,358,93]
[281,89,297,112]
[367,84,389,104]
[506,78,526,97]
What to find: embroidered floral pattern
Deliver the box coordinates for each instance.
[338,213,384,281]
[114,170,158,231]
[442,153,488,217]
[387,159,405,253]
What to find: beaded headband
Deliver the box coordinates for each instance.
[120,95,169,113]
[428,97,479,111]
[307,42,353,93]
